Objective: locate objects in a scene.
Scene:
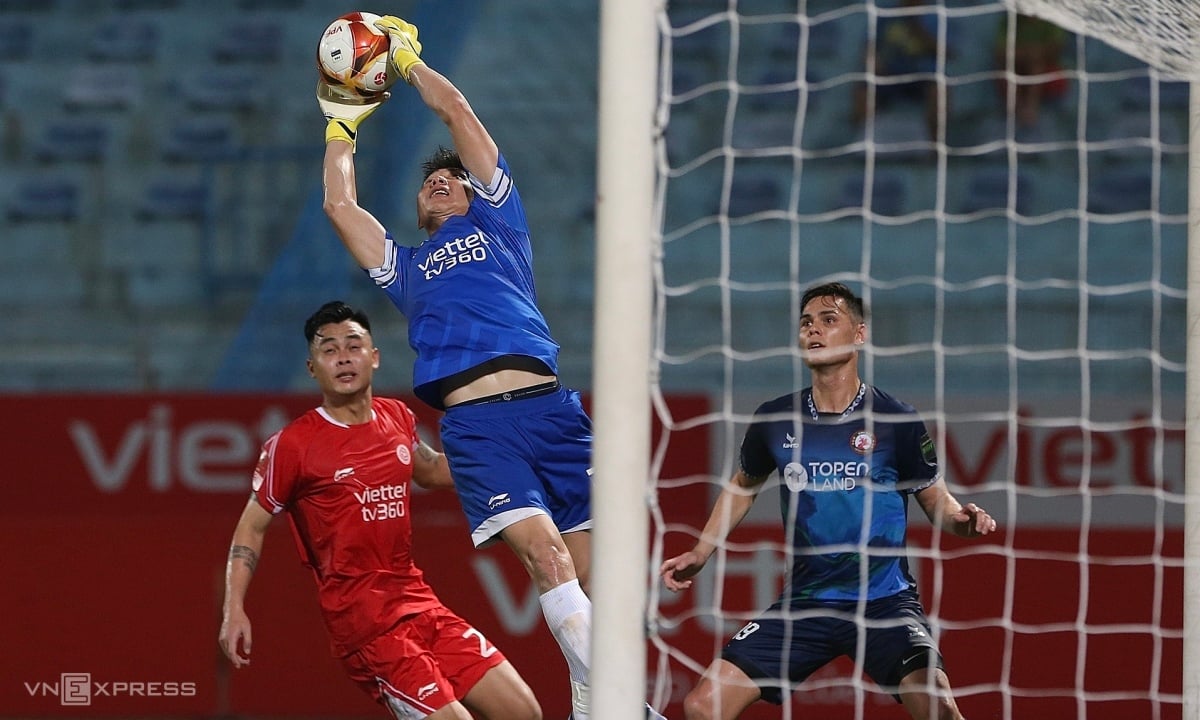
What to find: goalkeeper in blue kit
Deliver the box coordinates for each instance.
[316,15,666,720]
[660,283,997,720]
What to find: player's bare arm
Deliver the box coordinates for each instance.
[660,469,768,592]
[322,141,389,269]
[219,498,274,669]
[411,439,455,490]
[915,477,997,538]
[407,64,499,184]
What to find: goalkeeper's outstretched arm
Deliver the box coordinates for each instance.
[375,15,499,183]
[659,469,768,592]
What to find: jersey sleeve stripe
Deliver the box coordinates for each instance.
[470,165,513,207]
[367,234,399,288]
[258,433,287,514]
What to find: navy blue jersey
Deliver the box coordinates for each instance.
[368,154,560,409]
[739,385,939,604]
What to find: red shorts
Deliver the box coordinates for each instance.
[341,605,506,717]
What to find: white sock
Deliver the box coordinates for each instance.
[539,578,592,717]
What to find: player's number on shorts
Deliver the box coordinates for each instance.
[732,622,760,641]
[463,627,498,657]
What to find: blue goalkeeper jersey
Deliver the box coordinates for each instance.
[368,153,559,409]
[739,385,940,604]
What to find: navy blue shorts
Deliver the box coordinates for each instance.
[439,386,593,547]
[720,589,943,705]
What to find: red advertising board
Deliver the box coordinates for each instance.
[0,392,709,718]
[0,393,1182,719]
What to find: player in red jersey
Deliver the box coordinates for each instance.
[218,300,541,720]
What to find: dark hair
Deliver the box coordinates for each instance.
[421,145,468,182]
[303,301,372,344]
[800,282,866,323]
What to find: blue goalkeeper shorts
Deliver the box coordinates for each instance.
[721,589,943,705]
[439,384,593,547]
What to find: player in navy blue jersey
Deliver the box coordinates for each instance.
[660,282,996,720]
[315,15,664,720]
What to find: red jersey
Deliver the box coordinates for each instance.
[252,396,442,657]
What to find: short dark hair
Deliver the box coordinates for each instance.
[421,145,468,182]
[800,282,866,323]
[303,301,372,345]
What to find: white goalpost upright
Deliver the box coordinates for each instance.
[592,0,1197,719]
[591,0,661,718]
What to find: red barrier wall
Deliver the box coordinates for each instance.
[0,393,1181,719]
[0,393,709,718]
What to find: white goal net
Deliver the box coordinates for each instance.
[637,1,1190,718]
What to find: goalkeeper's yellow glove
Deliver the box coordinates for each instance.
[317,81,386,152]
[374,15,424,83]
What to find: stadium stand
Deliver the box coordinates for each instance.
[0,1,1185,393]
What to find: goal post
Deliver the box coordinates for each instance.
[590,0,660,718]
[1186,84,1200,720]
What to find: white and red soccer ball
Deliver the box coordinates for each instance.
[316,12,397,98]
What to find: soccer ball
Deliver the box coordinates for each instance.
[316,12,396,98]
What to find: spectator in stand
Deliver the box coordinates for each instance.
[993,13,1070,128]
[853,0,950,142]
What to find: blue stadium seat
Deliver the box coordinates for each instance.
[179,66,270,112]
[731,110,796,150]
[1087,168,1153,215]
[112,0,180,8]
[210,18,283,63]
[33,117,113,163]
[1098,112,1186,160]
[959,165,1032,216]
[0,0,55,12]
[867,108,933,160]
[1122,76,1189,111]
[728,173,786,217]
[160,116,240,162]
[835,171,907,217]
[237,0,302,7]
[136,176,210,220]
[0,17,31,60]
[87,17,160,62]
[743,67,804,113]
[5,174,81,222]
[63,64,143,111]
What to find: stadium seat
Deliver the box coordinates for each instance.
[0,0,55,12]
[1087,168,1154,215]
[1096,112,1186,161]
[160,116,240,162]
[179,66,270,112]
[1119,75,1189,111]
[743,68,803,113]
[0,17,31,60]
[868,108,933,160]
[5,174,81,222]
[210,19,283,63]
[136,176,210,220]
[63,65,143,111]
[731,110,796,151]
[32,117,112,164]
[959,165,1032,216]
[112,0,179,8]
[87,17,160,62]
[237,0,302,7]
[835,171,907,217]
[728,173,786,217]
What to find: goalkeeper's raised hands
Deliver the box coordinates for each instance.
[374,15,424,83]
[317,80,386,152]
